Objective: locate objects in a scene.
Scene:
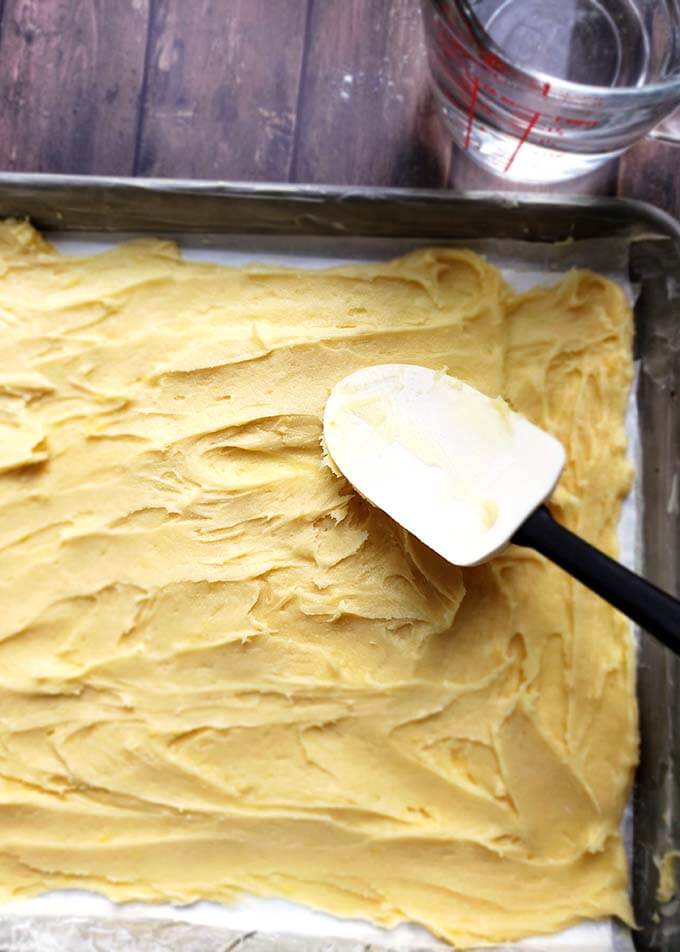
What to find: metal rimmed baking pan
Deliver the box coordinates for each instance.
[0,174,677,952]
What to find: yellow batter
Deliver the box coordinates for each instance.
[0,220,637,947]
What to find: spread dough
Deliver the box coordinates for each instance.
[0,221,637,947]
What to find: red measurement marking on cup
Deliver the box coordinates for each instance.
[542,82,551,97]
[464,77,481,150]
[481,49,509,73]
[504,111,541,173]
[563,117,599,127]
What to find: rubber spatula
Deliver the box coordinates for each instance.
[323,363,680,654]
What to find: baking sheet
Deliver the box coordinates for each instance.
[0,232,639,952]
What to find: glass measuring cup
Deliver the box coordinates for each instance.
[422,0,680,183]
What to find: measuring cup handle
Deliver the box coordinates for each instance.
[513,505,680,655]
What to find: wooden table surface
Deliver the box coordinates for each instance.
[0,0,677,217]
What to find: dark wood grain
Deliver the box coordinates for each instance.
[0,0,678,222]
[290,0,451,187]
[0,0,151,175]
[618,139,680,219]
[134,0,309,180]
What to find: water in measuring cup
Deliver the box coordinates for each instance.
[472,0,651,88]
[424,0,680,182]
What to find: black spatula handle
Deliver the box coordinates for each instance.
[513,505,680,654]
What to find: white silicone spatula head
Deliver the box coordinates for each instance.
[324,364,680,654]
[323,364,566,567]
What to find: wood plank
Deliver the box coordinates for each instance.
[135,0,309,180]
[0,0,151,175]
[290,0,451,188]
[618,140,680,219]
